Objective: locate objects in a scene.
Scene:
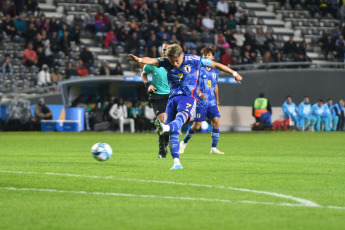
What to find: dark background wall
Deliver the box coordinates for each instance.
[218,69,345,106]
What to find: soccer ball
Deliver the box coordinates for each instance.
[91,142,113,161]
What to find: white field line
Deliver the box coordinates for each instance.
[2,170,344,210]
[1,186,345,210]
[0,170,319,207]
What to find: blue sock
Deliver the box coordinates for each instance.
[169,131,180,159]
[168,112,188,132]
[211,129,219,148]
[183,127,195,143]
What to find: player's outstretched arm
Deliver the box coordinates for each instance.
[210,61,242,84]
[128,54,159,67]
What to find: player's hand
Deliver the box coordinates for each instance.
[235,74,242,84]
[148,85,156,93]
[128,54,139,62]
[198,92,207,101]
[217,100,220,106]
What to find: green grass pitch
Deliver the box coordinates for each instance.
[1,131,345,230]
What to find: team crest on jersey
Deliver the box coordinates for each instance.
[184,65,191,73]
[213,73,217,79]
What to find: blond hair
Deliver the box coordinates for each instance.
[166,44,183,58]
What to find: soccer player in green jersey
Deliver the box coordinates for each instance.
[141,42,172,158]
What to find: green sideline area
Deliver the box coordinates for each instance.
[0,132,345,230]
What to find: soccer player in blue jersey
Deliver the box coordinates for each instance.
[128,44,243,169]
[179,47,224,155]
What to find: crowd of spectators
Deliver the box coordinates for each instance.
[1,0,345,92]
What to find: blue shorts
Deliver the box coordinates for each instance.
[165,95,196,124]
[194,105,220,122]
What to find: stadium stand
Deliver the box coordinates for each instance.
[0,0,344,97]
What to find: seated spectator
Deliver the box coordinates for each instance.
[334,99,345,131]
[262,51,273,64]
[95,8,109,24]
[95,14,107,44]
[26,0,41,15]
[51,66,62,84]
[70,24,81,45]
[298,96,317,131]
[305,0,319,17]
[99,61,114,76]
[157,26,170,41]
[65,61,79,79]
[76,60,88,77]
[221,48,236,66]
[36,15,49,32]
[335,34,345,61]
[49,17,59,34]
[109,98,135,133]
[201,27,214,46]
[59,30,72,55]
[214,31,227,49]
[23,43,38,67]
[58,24,70,41]
[33,32,44,51]
[34,98,53,123]
[282,95,299,128]
[234,30,245,47]
[283,35,298,60]
[227,14,237,31]
[126,32,141,55]
[241,51,254,65]
[216,0,229,16]
[326,99,339,131]
[255,28,267,55]
[14,14,27,35]
[2,54,14,75]
[202,13,215,31]
[143,103,156,131]
[24,22,36,44]
[113,63,124,75]
[129,101,146,132]
[37,64,52,87]
[148,45,160,57]
[224,29,237,48]
[84,10,95,34]
[36,46,47,69]
[58,15,71,30]
[229,1,237,15]
[2,14,16,38]
[322,34,335,60]
[235,7,248,25]
[312,99,332,131]
[104,29,118,55]
[80,45,94,69]
[146,33,161,50]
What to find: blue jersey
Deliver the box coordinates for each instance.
[298,101,312,118]
[198,67,219,107]
[282,101,298,116]
[158,54,211,99]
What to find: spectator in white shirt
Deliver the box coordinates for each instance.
[216,0,229,16]
[202,13,215,31]
[37,64,52,87]
[109,98,135,133]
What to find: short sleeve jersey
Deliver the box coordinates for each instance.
[198,67,219,107]
[158,54,211,99]
[143,64,170,95]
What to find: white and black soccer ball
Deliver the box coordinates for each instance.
[91,142,113,161]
